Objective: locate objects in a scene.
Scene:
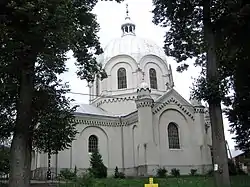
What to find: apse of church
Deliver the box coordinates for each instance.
[32,4,212,179]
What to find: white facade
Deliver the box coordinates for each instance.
[32,11,212,179]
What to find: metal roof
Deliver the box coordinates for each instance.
[72,103,115,117]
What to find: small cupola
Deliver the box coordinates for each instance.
[121,4,136,37]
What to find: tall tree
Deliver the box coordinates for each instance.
[0,145,10,176]
[0,56,78,181]
[152,1,232,187]
[0,0,123,187]
[219,2,250,152]
[191,1,250,152]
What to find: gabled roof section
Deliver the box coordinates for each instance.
[153,89,195,120]
[71,103,138,127]
[73,103,117,117]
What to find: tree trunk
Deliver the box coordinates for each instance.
[9,62,35,187]
[25,137,33,182]
[203,0,231,187]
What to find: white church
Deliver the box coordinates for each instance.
[32,7,213,179]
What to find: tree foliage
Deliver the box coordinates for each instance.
[152,1,233,186]
[0,69,77,153]
[89,150,107,178]
[32,81,78,153]
[152,0,250,152]
[219,2,250,152]
[0,0,123,186]
[0,145,10,175]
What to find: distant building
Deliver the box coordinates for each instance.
[32,5,212,179]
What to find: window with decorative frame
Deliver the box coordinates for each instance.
[117,67,127,89]
[88,135,98,153]
[168,122,180,149]
[149,68,157,89]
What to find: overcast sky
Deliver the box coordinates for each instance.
[59,0,238,153]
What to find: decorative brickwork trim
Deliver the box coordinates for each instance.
[72,111,138,127]
[96,96,137,107]
[136,100,153,108]
[72,118,128,127]
[153,97,194,120]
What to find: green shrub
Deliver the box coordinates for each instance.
[206,169,214,176]
[118,172,125,179]
[235,164,247,175]
[59,168,76,181]
[75,172,94,187]
[114,166,125,179]
[74,165,77,177]
[171,168,180,177]
[156,167,167,178]
[114,166,119,178]
[89,150,107,178]
[190,169,198,176]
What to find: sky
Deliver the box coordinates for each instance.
[59,0,240,155]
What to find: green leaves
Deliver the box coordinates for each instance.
[191,75,230,104]
[152,0,250,151]
[0,146,10,175]
[0,0,122,154]
[89,150,107,178]
[32,81,78,153]
[152,0,205,71]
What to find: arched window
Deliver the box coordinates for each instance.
[149,68,157,89]
[168,123,180,149]
[117,68,127,89]
[88,135,98,153]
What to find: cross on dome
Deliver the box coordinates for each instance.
[121,4,136,37]
[126,4,129,17]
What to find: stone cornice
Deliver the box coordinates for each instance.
[96,96,137,107]
[73,118,129,127]
[124,111,138,124]
[135,99,153,108]
[153,97,195,120]
[73,110,138,127]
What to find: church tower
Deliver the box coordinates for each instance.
[135,81,158,176]
[191,99,212,172]
[89,5,174,115]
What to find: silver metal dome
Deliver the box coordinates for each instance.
[97,4,167,66]
[98,35,166,65]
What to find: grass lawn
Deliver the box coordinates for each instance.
[58,175,250,187]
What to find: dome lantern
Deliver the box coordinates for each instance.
[121,4,136,37]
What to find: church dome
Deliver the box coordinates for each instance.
[98,5,166,65]
[100,35,166,64]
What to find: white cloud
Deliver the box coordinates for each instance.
[59,0,235,149]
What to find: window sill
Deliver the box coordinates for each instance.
[169,148,182,151]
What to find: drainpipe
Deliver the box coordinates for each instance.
[119,116,125,173]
